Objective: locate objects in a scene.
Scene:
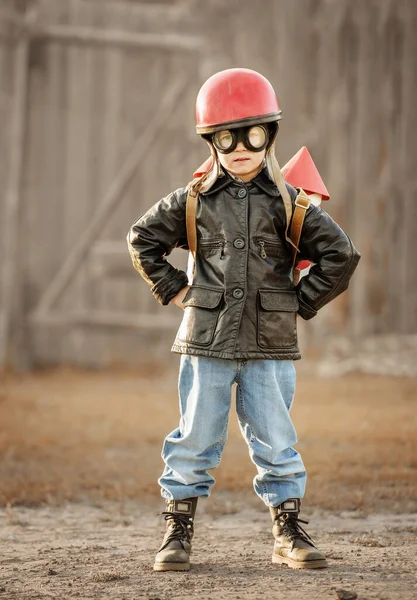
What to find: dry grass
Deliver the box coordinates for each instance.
[0,364,416,512]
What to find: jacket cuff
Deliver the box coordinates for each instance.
[297,296,318,321]
[151,269,189,306]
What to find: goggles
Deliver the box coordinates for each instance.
[212,125,269,154]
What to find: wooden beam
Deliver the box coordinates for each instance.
[0,9,24,26]
[32,73,190,320]
[30,310,180,331]
[89,241,137,278]
[0,23,29,368]
[33,24,203,52]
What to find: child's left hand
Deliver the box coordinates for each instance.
[171,285,191,310]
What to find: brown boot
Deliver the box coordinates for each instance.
[270,498,328,569]
[153,498,198,572]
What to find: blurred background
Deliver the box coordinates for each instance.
[0,0,416,509]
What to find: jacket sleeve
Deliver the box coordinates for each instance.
[295,203,361,320]
[126,188,190,306]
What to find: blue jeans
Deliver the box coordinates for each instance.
[159,355,306,507]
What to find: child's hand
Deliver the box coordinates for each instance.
[171,285,191,310]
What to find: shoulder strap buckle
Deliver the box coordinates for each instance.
[294,190,311,209]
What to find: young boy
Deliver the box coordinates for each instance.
[127,68,360,572]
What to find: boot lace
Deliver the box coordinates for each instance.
[277,513,314,551]
[159,512,193,551]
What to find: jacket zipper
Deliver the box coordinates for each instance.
[199,239,226,259]
[257,238,280,259]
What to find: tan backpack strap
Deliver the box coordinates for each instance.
[290,188,311,285]
[270,154,297,250]
[186,180,199,260]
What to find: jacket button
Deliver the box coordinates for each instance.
[232,288,244,299]
[233,238,245,249]
[237,188,247,198]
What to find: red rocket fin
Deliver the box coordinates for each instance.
[282,146,330,200]
[193,156,213,179]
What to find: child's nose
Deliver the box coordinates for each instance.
[235,141,246,151]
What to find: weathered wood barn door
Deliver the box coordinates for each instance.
[2,0,207,368]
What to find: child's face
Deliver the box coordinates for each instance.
[216,142,266,183]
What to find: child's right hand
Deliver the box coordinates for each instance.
[171,285,191,310]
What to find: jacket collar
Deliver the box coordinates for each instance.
[200,169,234,196]
[201,165,280,197]
[250,166,281,196]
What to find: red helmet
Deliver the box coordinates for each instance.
[196,68,282,134]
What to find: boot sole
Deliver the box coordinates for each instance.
[153,561,190,572]
[272,554,328,569]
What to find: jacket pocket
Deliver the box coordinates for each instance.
[199,237,226,259]
[177,286,224,346]
[257,289,299,349]
[255,235,282,259]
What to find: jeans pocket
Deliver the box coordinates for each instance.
[257,289,299,349]
[177,285,224,346]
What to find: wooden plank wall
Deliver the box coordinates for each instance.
[0,0,25,368]
[15,0,202,366]
[0,0,416,368]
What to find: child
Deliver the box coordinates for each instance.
[127,68,360,572]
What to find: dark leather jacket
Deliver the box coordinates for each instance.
[127,167,360,360]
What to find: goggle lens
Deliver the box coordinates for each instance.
[248,125,267,149]
[214,130,234,151]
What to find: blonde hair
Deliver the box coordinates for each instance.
[188,141,220,195]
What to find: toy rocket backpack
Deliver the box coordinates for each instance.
[281,146,330,282]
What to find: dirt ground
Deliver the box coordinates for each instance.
[0,364,416,599]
